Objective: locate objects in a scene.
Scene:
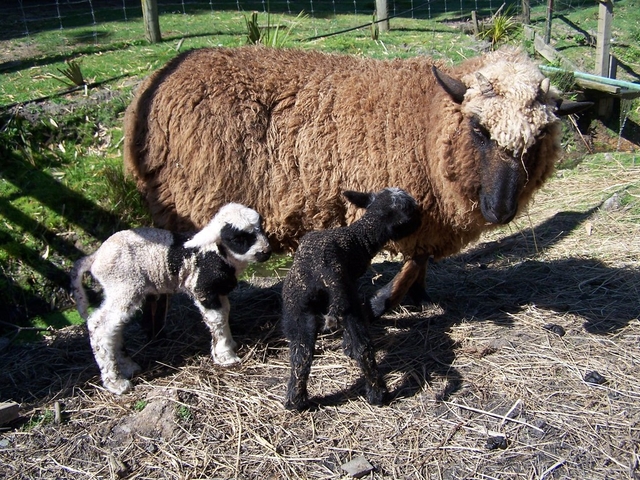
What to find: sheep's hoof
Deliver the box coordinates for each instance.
[284,394,309,411]
[369,289,391,318]
[366,386,389,406]
[103,377,133,395]
[214,351,241,366]
[118,358,141,378]
[405,283,432,309]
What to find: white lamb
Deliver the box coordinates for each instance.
[70,203,272,394]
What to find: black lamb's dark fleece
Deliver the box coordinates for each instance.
[281,188,421,411]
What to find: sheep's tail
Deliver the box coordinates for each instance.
[69,253,96,320]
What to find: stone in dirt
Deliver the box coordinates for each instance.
[584,371,606,385]
[341,455,375,478]
[108,388,179,446]
[543,323,566,336]
[0,402,19,426]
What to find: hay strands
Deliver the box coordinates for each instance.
[445,398,546,433]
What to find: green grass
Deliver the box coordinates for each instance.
[0,11,480,106]
[0,3,638,341]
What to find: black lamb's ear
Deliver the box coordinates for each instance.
[555,99,594,116]
[432,65,467,104]
[343,190,374,209]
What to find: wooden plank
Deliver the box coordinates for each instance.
[574,78,620,94]
[533,34,577,71]
[0,402,19,426]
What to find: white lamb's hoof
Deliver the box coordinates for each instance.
[103,377,133,395]
[214,350,241,366]
[118,358,141,379]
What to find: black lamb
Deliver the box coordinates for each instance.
[281,188,422,410]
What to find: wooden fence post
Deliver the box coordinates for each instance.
[376,0,389,32]
[521,0,530,25]
[595,0,614,117]
[595,0,613,77]
[142,0,162,43]
[544,0,554,44]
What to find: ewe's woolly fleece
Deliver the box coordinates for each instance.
[124,46,561,260]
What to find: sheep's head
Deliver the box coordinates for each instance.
[184,203,271,270]
[431,48,591,224]
[344,187,422,241]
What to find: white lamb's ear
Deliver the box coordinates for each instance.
[184,216,222,249]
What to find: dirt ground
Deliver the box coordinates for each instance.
[1,155,639,479]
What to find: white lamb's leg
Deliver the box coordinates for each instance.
[87,292,141,394]
[198,295,240,366]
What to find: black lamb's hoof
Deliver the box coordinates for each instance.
[284,393,310,411]
[366,386,389,406]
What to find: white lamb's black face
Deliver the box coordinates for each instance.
[220,222,271,263]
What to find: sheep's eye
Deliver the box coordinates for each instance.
[470,121,491,147]
[221,224,257,255]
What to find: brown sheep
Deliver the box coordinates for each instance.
[123,46,590,316]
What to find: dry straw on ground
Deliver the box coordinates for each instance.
[1,154,639,479]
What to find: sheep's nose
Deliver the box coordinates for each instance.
[255,249,271,262]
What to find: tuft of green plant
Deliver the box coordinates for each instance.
[479,6,518,49]
[371,13,379,41]
[244,11,262,45]
[133,400,148,412]
[53,59,87,87]
[176,405,193,422]
[22,409,55,431]
[243,10,306,48]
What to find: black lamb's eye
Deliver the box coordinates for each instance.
[221,224,257,255]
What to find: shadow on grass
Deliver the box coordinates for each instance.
[0,149,132,328]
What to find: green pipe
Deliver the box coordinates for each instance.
[539,65,640,92]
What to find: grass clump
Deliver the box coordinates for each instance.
[479,5,519,49]
[244,10,307,48]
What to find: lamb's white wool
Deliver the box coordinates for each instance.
[184,203,261,250]
[70,203,271,394]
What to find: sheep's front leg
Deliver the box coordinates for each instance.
[197,295,240,366]
[140,294,169,339]
[341,306,388,406]
[369,255,428,317]
[283,312,318,411]
[87,295,141,395]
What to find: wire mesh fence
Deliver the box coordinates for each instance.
[4,0,595,40]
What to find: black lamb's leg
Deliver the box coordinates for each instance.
[141,294,169,340]
[341,307,388,406]
[283,312,318,411]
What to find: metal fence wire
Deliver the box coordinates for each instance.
[4,0,594,39]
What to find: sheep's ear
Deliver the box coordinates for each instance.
[555,99,593,116]
[183,221,221,249]
[432,65,467,104]
[343,190,374,209]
